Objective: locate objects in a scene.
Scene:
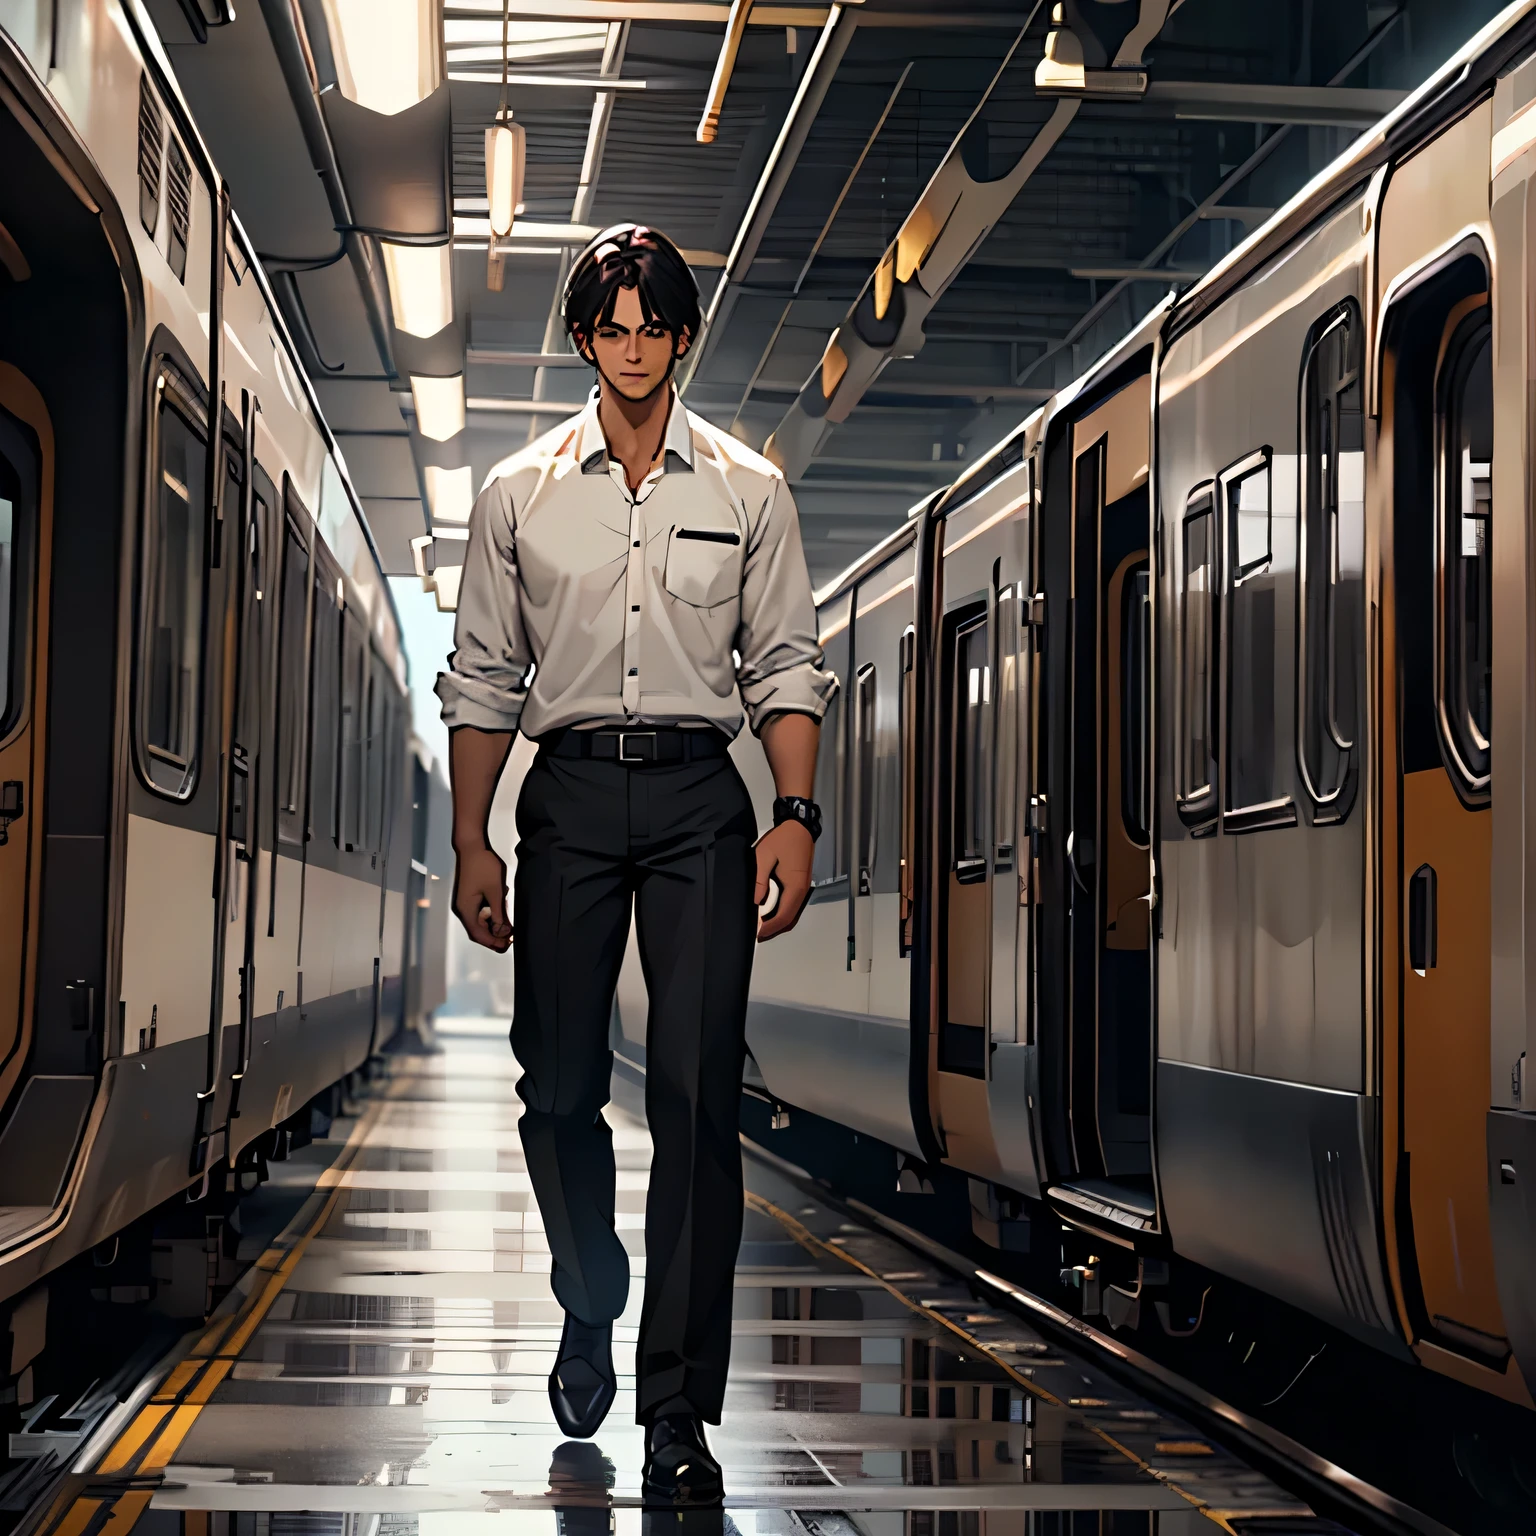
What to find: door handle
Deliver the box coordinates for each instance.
[1409,863,1437,975]
[0,781,23,845]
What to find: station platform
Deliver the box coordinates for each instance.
[32,1019,1353,1536]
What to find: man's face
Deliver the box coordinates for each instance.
[582,284,689,402]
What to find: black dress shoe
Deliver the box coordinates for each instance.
[549,1313,616,1438]
[642,1413,724,1508]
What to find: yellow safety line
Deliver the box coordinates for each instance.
[33,1101,380,1536]
[745,1189,1233,1528]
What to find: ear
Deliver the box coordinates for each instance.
[673,326,693,359]
[572,326,596,365]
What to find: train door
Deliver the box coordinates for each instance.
[1384,244,1514,1382]
[1036,375,1155,1224]
[0,376,53,1120]
[930,462,1031,1183]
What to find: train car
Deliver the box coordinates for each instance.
[0,0,430,1319]
[735,0,1536,1414]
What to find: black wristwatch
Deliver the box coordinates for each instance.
[773,795,822,841]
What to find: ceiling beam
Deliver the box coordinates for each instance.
[1143,79,1406,128]
[1016,5,1407,393]
[681,4,860,385]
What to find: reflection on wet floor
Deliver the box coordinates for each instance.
[54,1019,1356,1536]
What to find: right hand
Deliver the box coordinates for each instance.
[454,844,512,951]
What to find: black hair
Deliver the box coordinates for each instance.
[562,224,701,352]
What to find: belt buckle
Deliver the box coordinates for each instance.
[617,731,655,763]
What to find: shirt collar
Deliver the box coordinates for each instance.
[575,387,695,475]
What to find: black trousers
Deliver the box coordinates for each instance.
[510,747,758,1424]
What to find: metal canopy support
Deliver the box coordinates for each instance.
[762,0,1191,479]
[1015,4,1408,394]
[682,3,860,387]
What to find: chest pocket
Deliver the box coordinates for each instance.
[663,526,742,608]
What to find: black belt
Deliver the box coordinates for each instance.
[543,727,730,765]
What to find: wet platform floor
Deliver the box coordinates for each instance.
[40,1019,1358,1536]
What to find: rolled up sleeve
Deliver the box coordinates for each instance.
[434,478,532,733]
[735,476,836,734]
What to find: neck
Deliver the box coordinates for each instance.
[597,377,673,483]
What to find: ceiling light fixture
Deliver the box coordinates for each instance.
[425,465,476,523]
[411,374,466,441]
[323,0,439,116]
[486,0,527,292]
[382,241,454,338]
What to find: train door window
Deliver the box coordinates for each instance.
[952,611,989,883]
[1438,309,1492,797]
[899,626,916,950]
[1121,564,1151,844]
[366,653,388,854]
[276,514,311,846]
[1222,450,1292,826]
[140,375,208,796]
[1298,301,1363,817]
[1177,489,1217,825]
[308,568,340,844]
[229,472,270,856]
[854,664,877,893]
[812,678,846,887]
[340,610,365,852]
[0,427,32,738]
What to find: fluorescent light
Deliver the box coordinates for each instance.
[425,465,475,524]
[324,0,438,116]
[411,375,466,442]
[486,122,526,238]
[382,242,453,338]
[444,19,606,49]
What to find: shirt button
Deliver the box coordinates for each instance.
[628,667,638,676]
[631,605,640,612]
[633,540,640,548]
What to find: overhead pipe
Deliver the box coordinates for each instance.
[256,0,400,379]
[763,0,1175,479]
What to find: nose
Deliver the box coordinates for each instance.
[625,332,643,363]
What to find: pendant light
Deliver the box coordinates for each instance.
[486,0,526,292]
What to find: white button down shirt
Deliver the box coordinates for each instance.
[435,392,834,739]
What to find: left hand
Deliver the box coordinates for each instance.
[754,820,815,941]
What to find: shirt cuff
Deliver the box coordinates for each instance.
[740,661,836,735]
[435,670,525,733]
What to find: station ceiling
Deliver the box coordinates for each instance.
[144,0,1507,587]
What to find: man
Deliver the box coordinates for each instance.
[436,224,832,1507]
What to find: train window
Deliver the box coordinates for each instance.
[1177,490,1217,825]
[1222,450,1289,823]
[1298,302,1363,818]
[366,655,389,854]
[340,611,366,852]
[1121,563,1150,845]
[855,664,877,892]
[812,680,845,887]
[140,381,209,797]
[1438,308,1492,797]
[276,517,311,846]
[952,612,989,882]
[308,569,340,844]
